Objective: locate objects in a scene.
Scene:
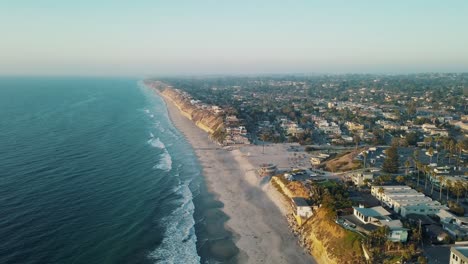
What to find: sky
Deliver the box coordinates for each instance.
[1,0,468,76]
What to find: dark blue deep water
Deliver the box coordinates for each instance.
[0,78,209,264]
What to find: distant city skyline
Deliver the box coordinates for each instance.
[1,0,468,76]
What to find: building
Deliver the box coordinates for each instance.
[345,121,364,131]
[450,246,468,264]
[371,186,446,217]
[310,154,329,166]
[352,205,408,242]
[350,171,373,186]
[258,163,277,177]
[291,197,313,219]
[438,209,468,240]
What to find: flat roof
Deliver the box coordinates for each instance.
[353,206,390,217]
[452,247,468,259]
[292,197,309,207]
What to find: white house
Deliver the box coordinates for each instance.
[352,205,408,242]
[291,197,313,219]
[350,171,373,186]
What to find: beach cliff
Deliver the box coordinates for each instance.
[272,176,364,264]
[146,81,224,136]
[145,80,316,264]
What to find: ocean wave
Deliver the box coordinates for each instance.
[153,150,172,172]
[148,137,165,149]
[148,183,200,264]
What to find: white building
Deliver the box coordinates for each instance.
[371,186,446,217]
[349,171,373,186]
[291,197,313,219]
[352,205,408,242]
[450,246,468,264]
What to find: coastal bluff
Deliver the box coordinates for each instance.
[271,176,363,264]
[145,81,224,136]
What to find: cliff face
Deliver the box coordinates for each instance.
[271,176,363,264]
[160,88,224,135]
[302,208,363,264]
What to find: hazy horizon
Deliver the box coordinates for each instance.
[2,1,468,76]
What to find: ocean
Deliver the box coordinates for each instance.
[0,78,237,264]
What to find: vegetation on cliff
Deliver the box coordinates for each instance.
[159,86,225,141]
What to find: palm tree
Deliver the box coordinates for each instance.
[438,176,444,201]
[405,159,411,176]
[430,170,435,195]
[396,175,405,184]
[424,165,430,190]
[456,141,464,168]
[362,151,368,169]
[434,135,441,162]
[454,180,463,204]
[448,140,456,164]
[415,161,421,187]
[428,147,434,164]
[446,179,452,201]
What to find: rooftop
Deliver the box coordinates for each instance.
[292,197,310,207]
[353,206,391,218]
[452,247,468,258]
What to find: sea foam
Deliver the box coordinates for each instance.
[153,150,172,172]
[148,183,199,264]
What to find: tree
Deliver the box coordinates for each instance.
[424,165,430,191]
[415,161,421,187]
[454,180,464,203]
[382,145,399,173]
[446,179,452,201]
[417,256,428,264]
[405,132,418,146]
[438,176,444,201]
[427,147,434,164]
[363,152,368,169]
[405,159,411,175]
[396,175,405,184]
[353,134,360,150]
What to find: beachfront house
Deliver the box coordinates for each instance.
[352,205,408,242]
[290,197,315,226]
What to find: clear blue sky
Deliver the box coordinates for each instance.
[1,0,468,76]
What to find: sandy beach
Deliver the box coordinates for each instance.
[159,92,316,264]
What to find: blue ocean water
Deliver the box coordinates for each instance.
[0,78,207,264]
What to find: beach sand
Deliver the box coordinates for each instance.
[160,93,316,264]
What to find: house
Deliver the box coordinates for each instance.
[352,205,408,242]
[291,197,313,219]
[450,246,468,264]
[310,154,329,166]
[345,121,364,131]
[438,209,468,240]
[349,171,373,186]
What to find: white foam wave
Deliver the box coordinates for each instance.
[148,183,200,264]
[153,150,172,172]
[149,137,165,149]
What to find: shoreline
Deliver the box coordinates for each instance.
[157,89,316,263]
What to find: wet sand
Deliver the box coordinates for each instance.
[159,92,316,264]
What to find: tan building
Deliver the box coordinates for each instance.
[450,246,468,264]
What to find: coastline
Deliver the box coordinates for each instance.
[157,90,316,263]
